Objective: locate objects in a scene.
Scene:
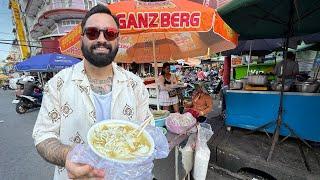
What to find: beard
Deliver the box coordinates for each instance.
[81,42,118,67]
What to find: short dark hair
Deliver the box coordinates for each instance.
[161,62,171,75]
[81,4,119,32]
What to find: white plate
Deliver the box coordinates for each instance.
[12,99,19,104]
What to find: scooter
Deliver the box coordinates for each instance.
[12,89,43,114]
[1,84,10,90]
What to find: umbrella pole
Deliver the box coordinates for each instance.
[246,41,253,76]
[37,72,44,87]
[153,36,160,110]
[267,1,294,162]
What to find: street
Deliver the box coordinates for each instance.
[0,90,54,179]
[0,89,236,180]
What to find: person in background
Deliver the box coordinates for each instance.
[218,64,224,78]
[130,62,139,75]
[32,5,153,180]
[21,76,43,103]
[274,51,299,84]
[197,67,206,81]
[184,82,213,122]
[158,62,179,113]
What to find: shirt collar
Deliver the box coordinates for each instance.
[71,60,128,83]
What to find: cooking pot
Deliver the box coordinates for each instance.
[230,80,243,90]
[295,82,319,93]
[247,75,268,85]
[270,81,291,91]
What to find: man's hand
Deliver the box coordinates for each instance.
[65,158,105,179]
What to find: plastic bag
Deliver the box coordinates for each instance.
[68,121,169,180]
[166,112,197,134]
[180,133,196,174]
[192,123,213,180]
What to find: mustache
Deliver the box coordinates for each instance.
[91,43,112,50]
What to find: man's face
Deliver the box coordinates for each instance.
[81,13,119,67]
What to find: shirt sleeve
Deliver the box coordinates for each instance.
[32,78,61,146]
[135,80,155,126]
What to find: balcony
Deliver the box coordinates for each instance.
[30,2,88,39]
[25,0,45,18]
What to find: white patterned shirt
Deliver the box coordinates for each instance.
[32,61,153,180]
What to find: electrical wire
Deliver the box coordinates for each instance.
[0,39,54,43]
[0,49,13,52]
[0,32,13,35]
[0,41,59,49]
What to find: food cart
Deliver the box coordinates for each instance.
[225,90,320,142]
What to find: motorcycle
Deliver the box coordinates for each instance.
[1,80,11,90]
[12,88,43,114]
[1,84,11,90]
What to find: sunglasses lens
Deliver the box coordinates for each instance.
[84,27,99,40]
[104,28,119,41]
[84,27,119,41]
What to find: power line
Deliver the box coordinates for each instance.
[0,41,59,49]
[0,39,52,43]
[0,49,12,52]
[0,32,13,35]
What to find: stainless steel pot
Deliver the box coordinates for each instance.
[271,82,291,91]
[295,82,319,93]
[247,75,268,85]
[230,81,243,90]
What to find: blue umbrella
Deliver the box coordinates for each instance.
[15,53,81,72]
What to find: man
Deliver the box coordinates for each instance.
[22,77,42,103]
[274,52,299,81]
[22,76,37,96]
[32,4,153,180]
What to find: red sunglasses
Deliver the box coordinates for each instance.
[83,27,119,41]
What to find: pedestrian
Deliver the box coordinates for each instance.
[197,67,206,81]
[32,4,153,180]
[158,62,180,113]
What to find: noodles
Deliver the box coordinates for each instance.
[89,123,151,161]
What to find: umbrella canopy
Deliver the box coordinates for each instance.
[15,53,81,72]
[222,38,284,56]
[218,0,320,40]
[59,0,238,63]
[111,0,238,63]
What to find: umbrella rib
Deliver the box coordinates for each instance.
[294,3,320,23]
[249,14,286,26]
[251,4,287,25]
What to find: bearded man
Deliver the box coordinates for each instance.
[32,4,153,180]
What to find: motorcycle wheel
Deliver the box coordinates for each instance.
[16,102,27,114]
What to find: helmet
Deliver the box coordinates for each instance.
[23,76,35,82]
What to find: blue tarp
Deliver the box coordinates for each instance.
[15,53,81,72]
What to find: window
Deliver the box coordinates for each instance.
[61,19,81,27]
[84,0,94,10]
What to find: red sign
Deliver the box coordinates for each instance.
[117,12,201,30]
